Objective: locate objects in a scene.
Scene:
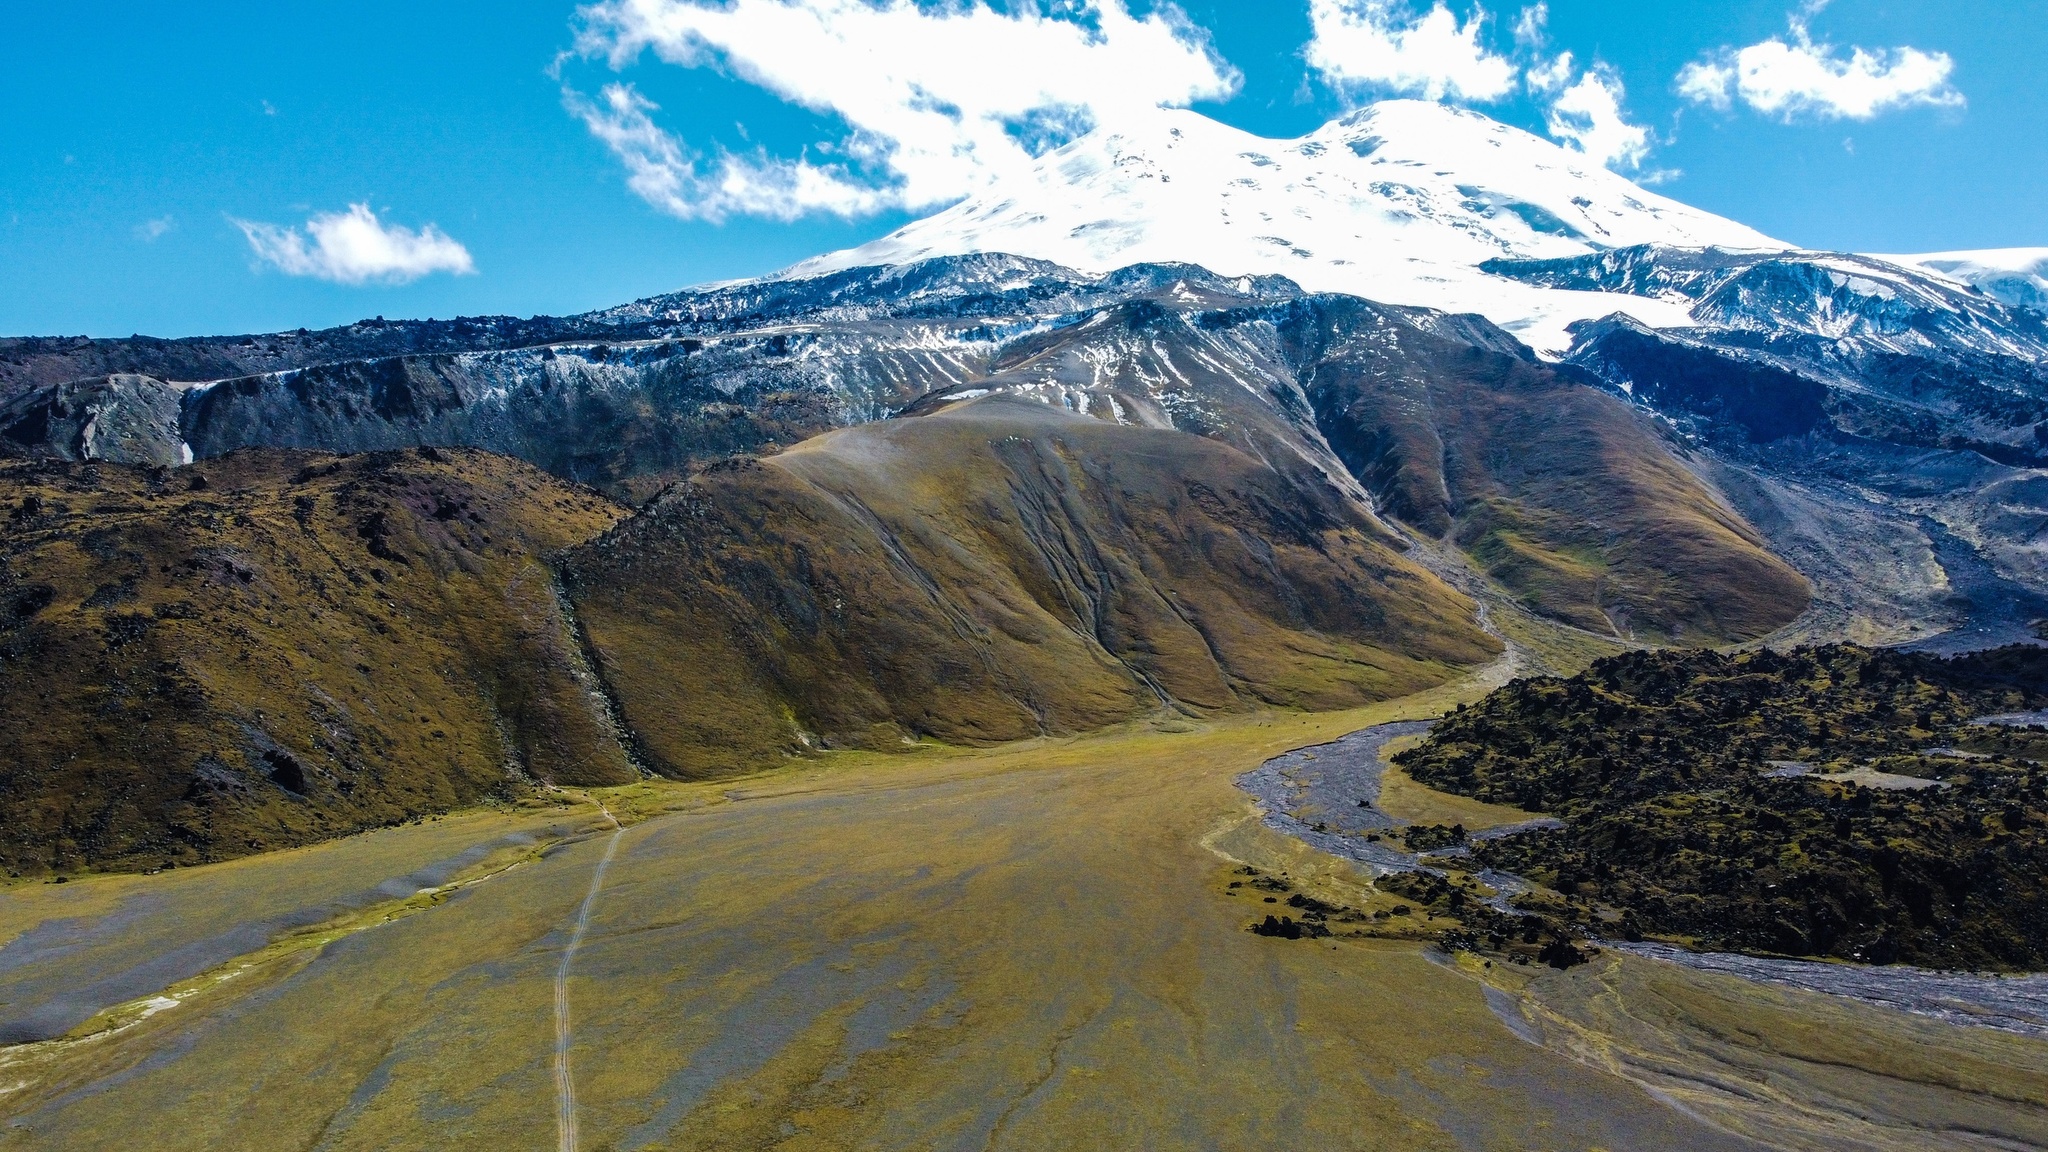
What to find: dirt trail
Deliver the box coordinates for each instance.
[554,801,623,1152]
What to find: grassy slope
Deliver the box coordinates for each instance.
[564,396,1501,777]
[0,449,634,874]
[1307,327,1811,643]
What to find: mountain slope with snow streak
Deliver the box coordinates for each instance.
[1876,249,2048,312]
[1485,244,2048,365]
[780,100,1785,354]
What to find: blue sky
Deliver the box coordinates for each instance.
[2,0,2043,337]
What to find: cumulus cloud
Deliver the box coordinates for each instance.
[1305,0,1517,103]
[1525,48,1573,96]
[1677,6,1962,121]
[134,216,175,243]
[1510,3,1570,95]
[564,84,887,223]
[232,204,476,285]
[565,0,1237,222]
[1501,9,1651,174]
[1546,66,1651,171]
[1334,0,1648,173]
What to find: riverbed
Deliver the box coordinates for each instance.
[1610,942,2048,1039]
[1243,721,2048,1040]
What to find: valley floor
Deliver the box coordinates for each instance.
[2,682,2045,1150]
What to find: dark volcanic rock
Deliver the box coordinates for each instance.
[1565,316,1830,442]
[0,374,188,466]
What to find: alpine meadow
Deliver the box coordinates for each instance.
[5,2,2048,1149]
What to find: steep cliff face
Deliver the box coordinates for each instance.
[562,396,1498,776]
[0,374,189,467]
[175,334,981,503]
[4,262,1300,503]
[1561,316,1832,444]
[0,449,633,873]
[1486,245,2048,365]
[1488,245,2048,464]
[0,315,605,407]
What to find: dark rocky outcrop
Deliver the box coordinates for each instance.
[1563,316,1830,443]
[0,374,188,466]
[1397,644,2048,970]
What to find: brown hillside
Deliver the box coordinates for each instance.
[563,396,1499,777]
[1306,327,1810,643]
[0,448,633,874]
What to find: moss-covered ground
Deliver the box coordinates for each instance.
[3,677,2043,1150]
[1398,644,2048,969]
[0,449,634,875]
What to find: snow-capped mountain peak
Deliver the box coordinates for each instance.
[779,100,1786,353]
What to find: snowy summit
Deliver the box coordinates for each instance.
[783,100,1787,354]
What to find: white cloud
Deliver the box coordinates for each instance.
[134,216,175,243]
[1675,59,1738,110]
[1677,7,1963,121]
[1507,14,1651,177]
[232,204,476,286]
[1526,49,1573,96]
[1305,0,1517,103]
[563,83,885,223]
[567,0,1237,222]
[1546,66,1650,170]
[1297,0,1652,174]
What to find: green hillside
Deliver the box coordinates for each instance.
[0,448,634,874]
[563,396,1501,776]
